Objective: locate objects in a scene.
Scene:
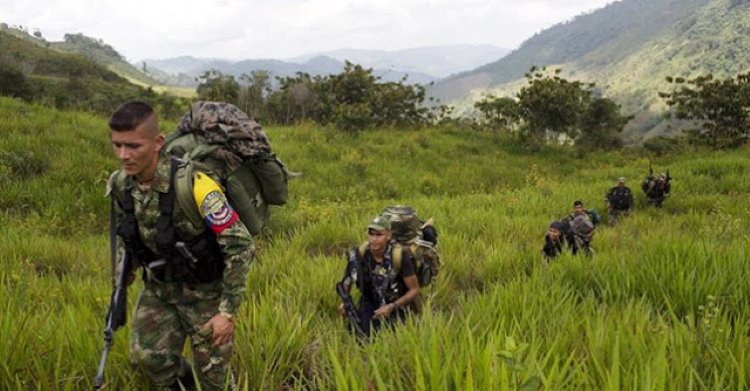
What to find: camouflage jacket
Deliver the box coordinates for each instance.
[107,156,255,316]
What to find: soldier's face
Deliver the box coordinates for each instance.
[574,205,584,214]
[548,227,561,240]
[368,229,391,253]
[110,121,164,181]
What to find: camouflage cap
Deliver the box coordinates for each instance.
[367,215,391,232]
[618,177,626,183]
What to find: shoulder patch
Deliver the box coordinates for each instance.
[192,171,238,233]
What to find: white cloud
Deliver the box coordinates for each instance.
[0,0,618,61]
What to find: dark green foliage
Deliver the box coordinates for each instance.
[577,97,631,151]
[517,67,592,139]
[196,69,241,102]
[307,62,433,131]
[661,72,750,148]
[266,72,318,125]
[473,96,520,131]
[0,64,31,100]
[474,67,629,149]
[238,70,272,120]
[196,62,443,131]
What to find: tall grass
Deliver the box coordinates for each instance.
[1,97,749,389]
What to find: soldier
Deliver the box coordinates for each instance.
[337,215,421,336]
[541,221,564,264]
[107,101,254,390]
[605,177,634,224]
[561,200,600,257]
[642,173,671,207]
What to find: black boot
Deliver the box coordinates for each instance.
[168,358,197,391]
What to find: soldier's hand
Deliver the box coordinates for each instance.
[125,272,136,286]
[373,303,396,320]
[337,303,346,317]
[203,313,234,347]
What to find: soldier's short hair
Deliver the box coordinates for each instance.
[109,101,155,132]
[573,200,583,207]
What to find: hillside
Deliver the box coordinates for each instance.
[0,25,160,86]
[49,33,161,86]
[1,97,749,389]
[430,0,750,141]
[0,30,187,117]
[143,54,438,86]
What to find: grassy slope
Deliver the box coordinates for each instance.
[1,97,749,389]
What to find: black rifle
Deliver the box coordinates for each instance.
[335,281,366,338]
[94,252,131,389]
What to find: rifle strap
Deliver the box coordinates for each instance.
[109,195,117,283]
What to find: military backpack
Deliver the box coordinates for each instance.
[164,101,297,236]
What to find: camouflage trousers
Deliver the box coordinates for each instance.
[130,281,234,390]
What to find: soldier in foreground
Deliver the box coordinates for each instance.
[561,200,601,257]
[605,177,634,224]
[106,101,254,390]
[642,172,671,207]
[337,215,421,336]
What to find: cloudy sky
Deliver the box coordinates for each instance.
[1,0,617,61]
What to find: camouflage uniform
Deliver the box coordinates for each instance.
[108,156,254,390]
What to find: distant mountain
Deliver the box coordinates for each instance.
[290,45,511,78]
[430,0,750,141]
[141,55,439,86]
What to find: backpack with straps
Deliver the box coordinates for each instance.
[164,101,297,236]
[366,205,441,287]
[570,213,594,237]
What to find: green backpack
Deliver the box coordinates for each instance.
[164,101,297,236]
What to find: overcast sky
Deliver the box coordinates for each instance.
[1,0,617,61]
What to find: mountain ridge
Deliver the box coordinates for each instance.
[429,0,750,140]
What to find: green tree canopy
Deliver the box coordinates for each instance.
[660,72,750,148]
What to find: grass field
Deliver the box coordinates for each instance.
[1,97,748,390]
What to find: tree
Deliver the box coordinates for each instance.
[473,95,520,131]
[577,97,630,151]
[516,66,592,140]
[196,70,240,103]
[238,70,272,121]
[660,72,750,148]
[472,66,629,148]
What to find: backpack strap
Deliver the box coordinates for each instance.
[357,241,368,258]
[173,161,205,229]
[391,243,403,275]
[186,144,220,161]
[163,129,185,148]
[358,241,404,274]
